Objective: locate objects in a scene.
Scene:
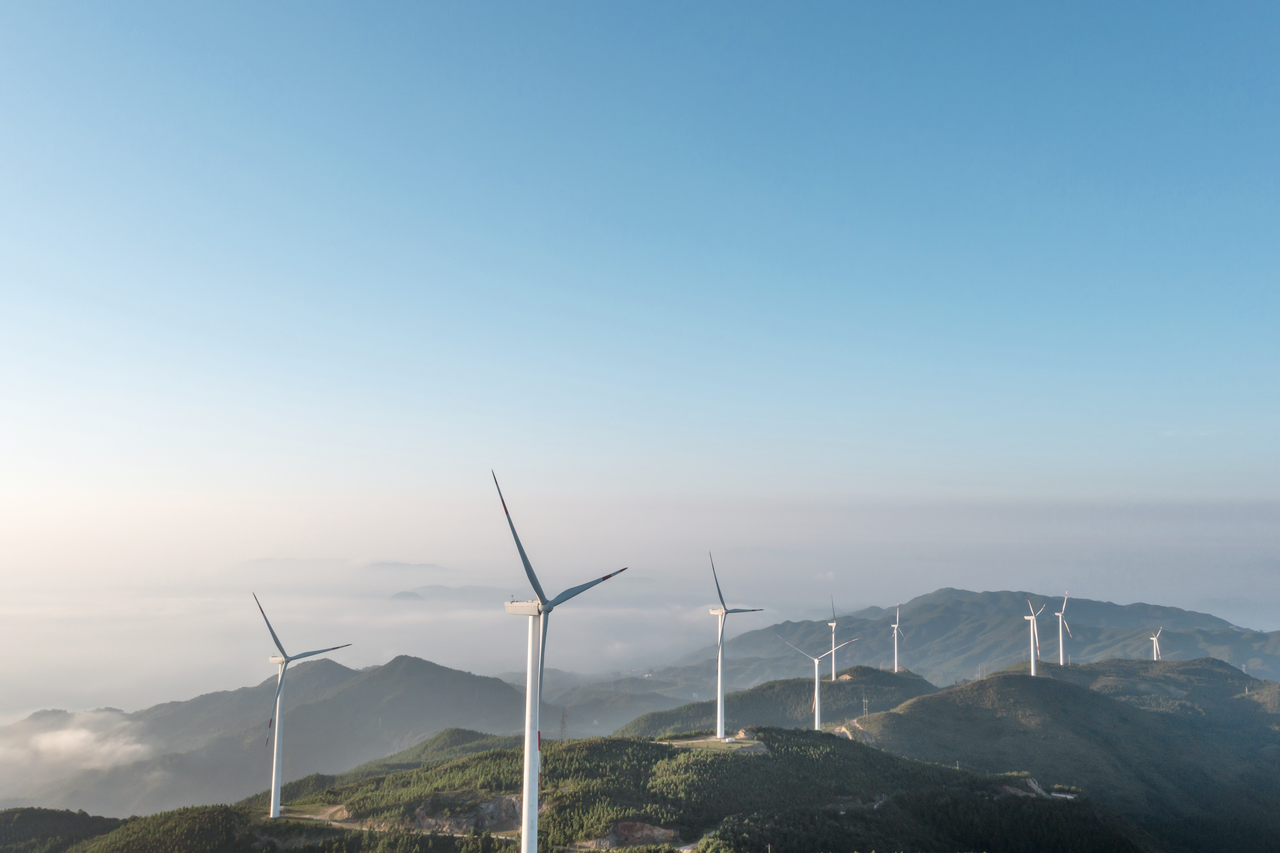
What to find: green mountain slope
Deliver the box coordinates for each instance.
[856,664,1280,853]
[615,666,936,737]
[237,728,523,809]
[288,729,1141,852]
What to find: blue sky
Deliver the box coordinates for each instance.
[0,3,1278,714]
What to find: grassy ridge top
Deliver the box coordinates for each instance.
[614,666,936,738]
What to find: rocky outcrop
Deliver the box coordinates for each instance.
[579,821,680,849]
[412,792,521,834]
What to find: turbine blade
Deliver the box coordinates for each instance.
[1027,597,1036,616]
[819,638,859,658]
[492,472,548,606]
[548,567,629,608]
[775,632,818,661]
[709,553,727,610]
[253,593,289,658]
[726,608,763,614]
[1036,604,1046,617]
[289,643,352,661]
[1063,619,1072,638]
[831,596,837,621]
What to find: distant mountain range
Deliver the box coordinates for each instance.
[1,657,549,817]
[485,588,1278,737]
[6,587,1278,823]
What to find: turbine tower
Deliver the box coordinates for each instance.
[1025,598,1046,676]
[777,634,857,731]
[493,474,627,853]
[828,598,839,682]
[1055,590,1072,666]
[709,553,762,740]
[253,594,350,819]
[1151,627,1162,661]
[891,604,903,672]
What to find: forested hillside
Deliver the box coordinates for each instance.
[856,661,1280,853]
[285,729,1143,852]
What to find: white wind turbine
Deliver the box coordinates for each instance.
[827,598,840,682]
[709,553,762,740]
[777,634,858,730]
[493,474,627,853]
[1055,591,1072,666]
[1025,598,1046,676]
[890,604,903,672]
[1151,627,1162,661]
[253,594,350,819]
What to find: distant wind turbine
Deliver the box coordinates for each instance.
[1025,598,1046,677]
[1151,627,1162,661]
[1055,591,1072,667]
[891,604,903,673]
[828,598,840,682]
[493,473,627,853]
[709,553,762,740]
[777,634,858,731]
[253,594,350,819]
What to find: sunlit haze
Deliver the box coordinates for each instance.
[1,3,1277,722]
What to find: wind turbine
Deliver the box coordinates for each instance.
[1025,598,1046,676]
[1151,628,1162,661]
[253,594,350,819]
[709,553,762,740]
[493,474,627,853]
[828,598,839,682]
[777,634,858,731]
[1055,590,1072,667]
[890,604,903,672]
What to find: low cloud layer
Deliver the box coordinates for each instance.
[0,709,152,799]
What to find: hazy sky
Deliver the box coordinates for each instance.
[1,3,1278,719]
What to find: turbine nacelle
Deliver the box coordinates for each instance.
[505,600,543,616]
[268,655,286,665]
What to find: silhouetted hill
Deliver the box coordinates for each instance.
[21,658,553,817]
[0,808,122,853]
[857,664,1280,853]
[615,665,937,737]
